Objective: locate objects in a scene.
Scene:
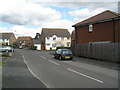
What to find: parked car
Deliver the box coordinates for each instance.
[54,49,73,60]
[19,45,23,49]
[4,46,14,52]
[0,46,14,57]
[0,46,14,52]
[0,46,9,56]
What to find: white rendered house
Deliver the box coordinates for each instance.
[41,28,71,50]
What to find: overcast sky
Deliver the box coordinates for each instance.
[0,0,119,38]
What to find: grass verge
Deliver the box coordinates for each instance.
[0,61,7,66]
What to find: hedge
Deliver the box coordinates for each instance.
[56,46,70,50]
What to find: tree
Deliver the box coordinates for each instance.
[34,33,41,39]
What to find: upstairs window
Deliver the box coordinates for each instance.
[53,37,56,40]
[89,24,93,32]
[67,37,70,40]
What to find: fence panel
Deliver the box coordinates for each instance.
[71,43,119,63]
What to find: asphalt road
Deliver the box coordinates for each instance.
[2,50,46,88]
[2,49,119,88]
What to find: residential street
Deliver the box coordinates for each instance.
[2,50,46,88]
[2,49,118,88]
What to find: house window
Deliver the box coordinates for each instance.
[46,43,50,46]
[61,44,64,47]
[52,43,56,47]
[89,24,93,32]
[61,37,64,40]
[67,42,70,46]
[67,37,70,40]
[53,37,56,40]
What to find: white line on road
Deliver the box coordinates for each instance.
[21,53,49,88]
[67,68,103,83]
[49,60,60,66]
[41,56,46,59]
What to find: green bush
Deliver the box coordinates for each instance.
[12,42,20,48]
[56,46,70,50]
[31,46,37,50]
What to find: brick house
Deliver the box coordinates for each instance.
[41,28,71,50]
[72,10,120,44]
[0,33,16,46]
[17,36,32,48]
[71,30,76,45]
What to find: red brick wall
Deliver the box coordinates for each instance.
[75,20,120,44]
[115,20,120,42]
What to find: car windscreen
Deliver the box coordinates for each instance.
[62,50,72,54]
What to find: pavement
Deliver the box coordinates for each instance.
[48,51,119,70]
[73,57,119,70]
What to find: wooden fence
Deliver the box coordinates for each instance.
[71,43,120,63]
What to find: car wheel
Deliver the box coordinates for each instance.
[54,56,56,59]
[59,56,62,60]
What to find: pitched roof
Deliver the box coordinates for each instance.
[17,36,32,40]
[32,39,41,44]
[0,33,15,39]
[73,10,120,27]
[41,28,71,37]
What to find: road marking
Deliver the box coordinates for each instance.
[21,53,49,88]
[49,60,60,66]
[41,56,46,59]
[67,68,103,83]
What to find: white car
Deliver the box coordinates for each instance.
[0,46,9,56]
[19,45,23,49]
[2,46,14,52]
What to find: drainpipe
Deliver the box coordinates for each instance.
[118,19,120,43]
[75,27,78,56]
[113,18,115,43]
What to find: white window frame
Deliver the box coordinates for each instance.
[89,24,93,32]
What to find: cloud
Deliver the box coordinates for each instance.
[0,0,61,25]
[29,0,120,2]
[0,0,119,37]
[68,7,115,22]
[12,25,42,38]
[34,1,118,10]
[41,19,74,33]
[0,26,42,38]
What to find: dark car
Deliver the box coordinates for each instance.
[54,49,73,60]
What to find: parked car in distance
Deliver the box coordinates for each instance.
[4,46,14,52]
[54,49,73,60]
[0,46,14,56]
[0,46,14,52]
[0,46,9,56]
[19,45,23,49]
